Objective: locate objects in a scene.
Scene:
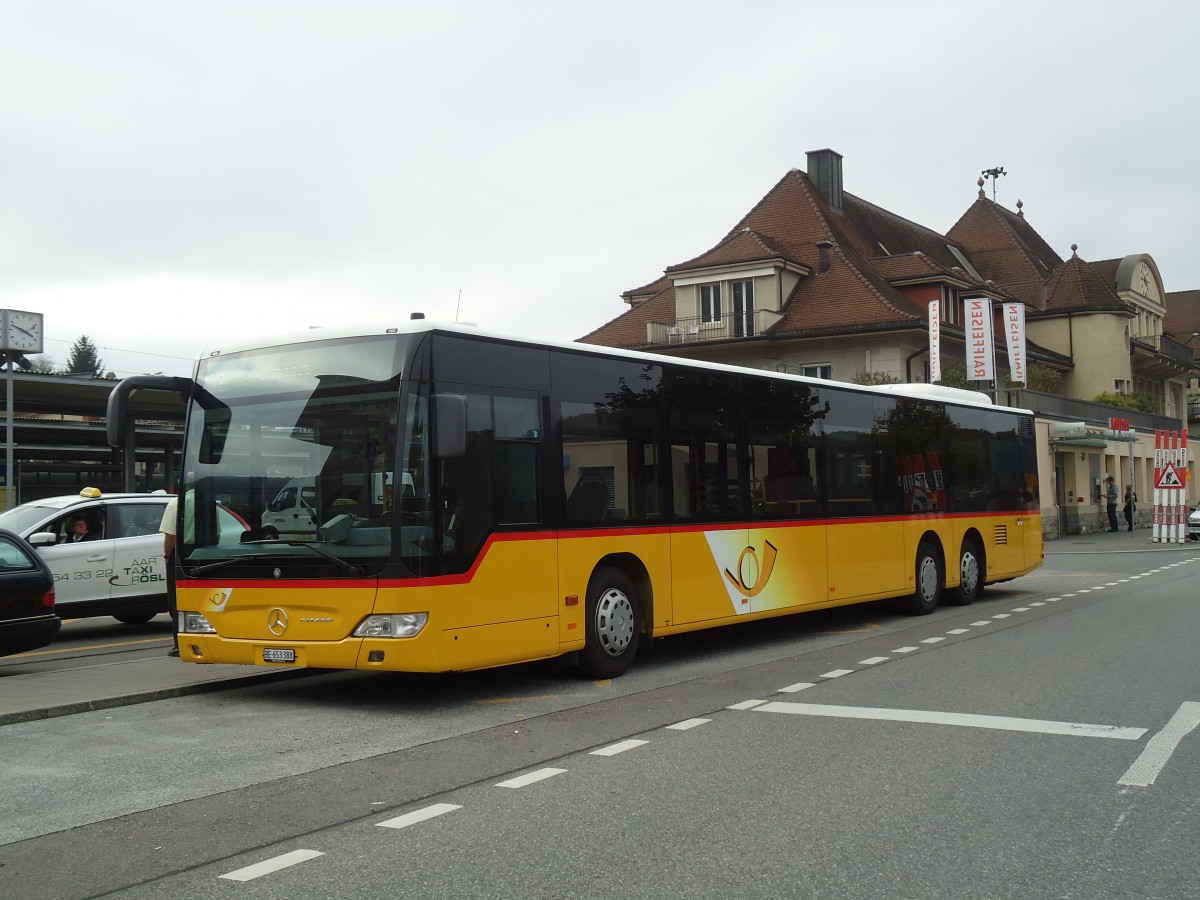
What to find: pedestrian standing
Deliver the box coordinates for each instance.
[1124,484,1136,532]
[160,495,180,657]
[1105,476,1119,532]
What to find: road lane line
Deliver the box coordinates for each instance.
[970,621,992,626]
[666,718,710,730]
[778,682,815,694]
[728,699,767,709]
[820,669,854,679]
[893,646,918,653]
[920,637,945,644]
[753,702,1147,740]
[377,803,461,829]
[496,768,566,788]
[592,739,648,756]
[946,629,969,635]
[859,657,890,665]
[1118,702,1200,787]
[220,849,324,882]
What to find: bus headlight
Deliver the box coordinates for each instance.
[181,612,217,634]
[353,613,428,638]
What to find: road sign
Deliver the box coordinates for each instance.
[1156,462,1183,489]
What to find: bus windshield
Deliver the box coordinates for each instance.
[178,334,409,574]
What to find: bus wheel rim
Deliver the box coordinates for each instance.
[596,589,634,657]
[918,556,939,601]
[960,551,979,595]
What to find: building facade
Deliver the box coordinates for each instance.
[581,150,1199,537]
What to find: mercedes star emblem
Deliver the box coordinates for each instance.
[267,607,289,636]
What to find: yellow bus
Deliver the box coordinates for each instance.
[108,320,1042,677]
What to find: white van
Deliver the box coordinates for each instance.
[260,473,413,540]
[260,478,320,539]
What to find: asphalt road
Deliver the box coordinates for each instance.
[2,538,1198,898]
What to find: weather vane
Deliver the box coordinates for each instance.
[981,167,1006,201]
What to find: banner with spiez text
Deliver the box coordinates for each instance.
[928,299,941,383]
[1003,302,1027,384]
[964,296,995,381]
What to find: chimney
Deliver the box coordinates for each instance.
[806,148,843,212]
[816,240,832,274]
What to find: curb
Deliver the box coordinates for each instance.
[0,667,322,727]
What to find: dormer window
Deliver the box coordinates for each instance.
[700,283,722,323]
[941,286,960,325]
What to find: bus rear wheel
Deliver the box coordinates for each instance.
[581,568,640,678]
[947,538,983,606]
[901,540,941,615]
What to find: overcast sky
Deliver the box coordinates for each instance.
[2,1,1196,378]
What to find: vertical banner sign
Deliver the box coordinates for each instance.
[1003,302,1027,384]
[964,297,995,381]
[928,300,941,383]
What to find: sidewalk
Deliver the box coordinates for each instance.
[0,656,310,726]
[3,530,1193,727]
[1045,527,1195,553]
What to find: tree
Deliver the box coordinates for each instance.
[1092,390,1158,414]
[933,359,973,390]
[853,371,903,386]
[28,355,57,374]
[66,336,104,377]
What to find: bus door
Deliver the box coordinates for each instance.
[823,391,907,602]
[667,370,750,624]
[428,378,558,666]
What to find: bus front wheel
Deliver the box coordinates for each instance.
[581,568,640,678]
[902,541,942,615]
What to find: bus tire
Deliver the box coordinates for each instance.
[902,540,941,615]
[581,568,640,678]
[947,537,983,606]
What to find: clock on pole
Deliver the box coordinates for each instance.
[1,309,44,354]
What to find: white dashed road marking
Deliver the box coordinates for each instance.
[591,739,648,757]
[859,657,890,665]
[377,803,461,829]
[778,682,815,694]
[220,850,324,882]
[728,699,768,710]
[666,718,710,731]
[821,669,854,679]
[496,768,566,788]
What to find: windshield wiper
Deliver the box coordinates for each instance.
[189,541,364,577]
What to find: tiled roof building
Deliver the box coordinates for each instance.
[580,149,1195,422]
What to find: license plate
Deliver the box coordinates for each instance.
[263,648,296,663]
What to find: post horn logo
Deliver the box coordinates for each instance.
[724,540,779,598]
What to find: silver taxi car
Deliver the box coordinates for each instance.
[0,489,246,624]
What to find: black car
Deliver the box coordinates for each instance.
[0,528,60,657]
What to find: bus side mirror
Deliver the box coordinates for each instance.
[434,393,467,459]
